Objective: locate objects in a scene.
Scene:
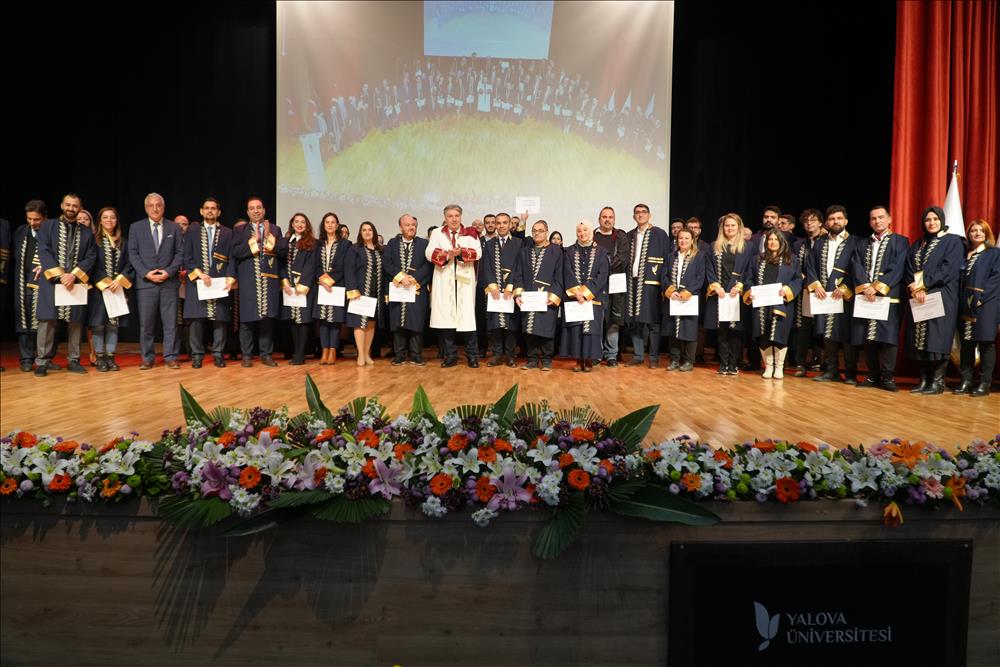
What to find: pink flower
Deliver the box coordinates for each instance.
[922,477,944,499]
[867,442,890,457]
[971,440,995,455]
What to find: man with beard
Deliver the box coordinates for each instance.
[480,212,522,367]
[790,209,826,376]
[514,220,563,371]
[12,201,47,371]
[593,206,629,366]
[384,214,432,365]
[625,203,669,367]
[427,204,481,367]
[183,198,236,368]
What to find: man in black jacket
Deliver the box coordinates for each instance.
[593,206,629,366]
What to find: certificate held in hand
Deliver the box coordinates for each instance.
[750,283,784,307]
[669,297,698,316]
[283,291,307,308]
[196,280,229,301]
[102,289,130,318]
[809,293,845,315]
[717,294,741,322]
[608,273,627,294]
[910,291,945,323]
[852,295,889,321]
[563,300,594,322]
[519,291,549,312]
[347,295,377,318]
[54,283,90,306]
[486,295,516,313]
[388,283,416,303]
[317,285,346,307]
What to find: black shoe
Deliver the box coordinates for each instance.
[667,360,679,371]
[488,357,504,367]
[857,377,880,389]
[627,357,644,366]
[441,358,458,368]
[813,371,840,383]
[192,357,203,369]
[505,358,517,368]
[20,361,33,372]
[107,356,121,371]
[261,356,277,367]
[695,354,707,364]
[793,365,807,377]
[716,365,728,375]
[96,356,109,372]
[971,382,991,397]
[843,372,858,386]
[727,367,740,376]
[213,356,226,368]
[44,360,62,371]
[880,378,899,392]
[809,363,823,372]
[34,365,47,377]
[649,358,659,369]
[606,359,618,367]
[582,360,593,373]
[541,361,552,371]
[521,360,538,370]
[391,357,406,366]
[67,360,87,374]
[468,359,480,368]
[924,381,945,395]
[241,357,253,368]
[951,379,974,395]
[679,361,694,372]
[410,357,426,366]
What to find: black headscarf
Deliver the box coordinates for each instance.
[921,206,947,237]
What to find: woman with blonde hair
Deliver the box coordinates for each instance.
[705,213,753,375]
[954,219,998,396]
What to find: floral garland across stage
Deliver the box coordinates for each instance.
[2,377,998,557]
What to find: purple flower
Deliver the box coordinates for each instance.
[962,468,978,480]
[200,461,228,498]
[956,458,969,470]
[487,466,531,511]
[171,471,190,492]
[754,492,768,503]
[368,459,402,500]
[120,484,133,495]
[19,480,33,492]
[668,483,680,495]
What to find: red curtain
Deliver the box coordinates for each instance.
[890,0,998,241]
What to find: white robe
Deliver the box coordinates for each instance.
[426,227,481,332]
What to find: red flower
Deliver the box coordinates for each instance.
[713,449,733,469]
[753,440,776,453]
[217,431,237,448]
[600,459,616,476]
[13,432,38,448]
[393,443,414,460]
[361,459,377,478]
[356,428,380,448]
[493,438,513,453]
[48,473,73,492]
[315,429,335,443]
[447,433,469,452]
[774,477,800,503]
[558,453,574,469]
[54,440,79,453]
[430,473,453,496]
[681,473,702,492]
[313,466,328,486]
[571,427,595,442]
[567,469,590,490]
[478,446,497,463]
[239,466,262,489]
[259,426,280,439]
[475,476,496,503]
[796,441,818,453]
[0,478,17,496]
[100,437,123,453]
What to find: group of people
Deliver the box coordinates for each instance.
[1,195,995,396]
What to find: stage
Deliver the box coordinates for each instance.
[1,342,997,449]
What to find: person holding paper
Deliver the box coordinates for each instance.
[905,206,964,394]
[345,221,385,366]
[625,203,669,367]
[790,210,826,376]
[384,214,432,366]
[955,220,999,397]
[561,220,609,372]
[514,220,563,371]
[87,207,133,372]
[594,206,629,366]
[806,205,861,384]
[705,214,753,375]
[13,200,46,372]
[183,198,235,369]
[745,230,801,379]
[232,197,287,368]
[662,229,705,372]
[480,212,523,367]
[35,193,96,376]
[313,212,351,365]
[427,204,481,368]
[851,205,909,392]
[280,213,317,366]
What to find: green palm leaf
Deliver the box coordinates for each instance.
[222,507,305,537]
[609,484,719,525]
[310,496,391,523]
[533,492,585,559]
[451,404,489,420]
[305,374,333,425]
[410,385,439,424]
[609,405,659,452]
[157,495,232,528]
[179,385,212,428]
[490,384,519,426]
[269,489,332,508]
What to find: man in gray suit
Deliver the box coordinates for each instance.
[128,192,183,369]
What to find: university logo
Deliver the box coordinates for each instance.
[753,601,780,651]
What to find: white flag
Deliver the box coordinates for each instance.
[943,161,965,238]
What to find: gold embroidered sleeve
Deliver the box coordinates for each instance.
[71,267,89,283]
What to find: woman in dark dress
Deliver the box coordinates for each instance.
[280,213,317,365]
[345,221,385,366]
[662,229,706,371]
[88,207,133,371]
[745,230,802,379]
[954,219,999,397]
[313,212,351,365]
[705,213,754,375]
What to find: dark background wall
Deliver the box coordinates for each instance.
[1,1,895,338]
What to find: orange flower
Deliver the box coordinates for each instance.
[99,437,123,454]
[567,469,590,490]
[713,449,733,469]
[882,501,904,526]
[315,429,335,443]
[313,466,328,486]
[429,473,453,496]
[945,475,966,512]
[48,473,73,492]
[600,459,616,475]
[361,459,377,478]
[525,483,539,504]
[681,473,702,492]
[1,478,19,495]
[571,427,595,442]
[558,453,574,469]
[478,446,497,463]
[753,440,776,453]
[54,440,79,453]
[447,433,469,452]
[476,475,496,503]
[239,466,262,489]
[356,428,380,448]
[101,478,123,498]
[13,432,38,448]
[774,477,800,503]
[259,426,280,440]
[493,438,513,453]
[886,441,927,469]
[796,441,818,453]
[217,431,237,448]
[393,443,415,460]
[645,448,662,462]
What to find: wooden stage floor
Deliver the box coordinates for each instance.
[2,343,997,449]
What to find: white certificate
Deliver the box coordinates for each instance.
[519,291,549,312]
[810,293,845,315]
[102,288,130,318]
[751,283,784,308]
[283,292,307,308]
[388,283,416,303]
[608,272,627,294]
[196,279,230,301]
[514,196,541,215]
[347,295,377,318]
[486,295,516,313]
[317,285,346,307]
[563,300,594,323]
[910,291,945,323]
[669,296,699,316]
[718,294,741,322]
[54,283,90,306]
[853,296,890,321]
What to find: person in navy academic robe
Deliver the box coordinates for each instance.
[745,230,802,379]
[480,213,523,367]
[127,192,183,370]
[625,203,670,367]
[514,220,563,371]
[851,206,910,392]
[345,221,386,366]
[35,193,97,376]
[662,229,706,372]
[231,197,287,367]
[88,207,133,372]
[280,213,318,366]
[183,198,236,368]
[805,205,862,384]
[560,221,609,372]
[313,212,351,365]
[955,219,999,397]
[383,214,432,366]
[705,213,754,375]
[790,210,826,376]
[904,206,964,395]
[12,201,46,372]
